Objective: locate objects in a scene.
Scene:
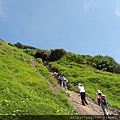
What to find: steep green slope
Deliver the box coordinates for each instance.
[0,40,77,115]
[50,60,120,110]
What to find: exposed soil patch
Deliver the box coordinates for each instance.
[65,90,120,115]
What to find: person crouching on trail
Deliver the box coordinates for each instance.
[78,83,88,106]
[96,90,109,120]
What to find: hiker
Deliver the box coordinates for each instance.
[96,90,109,119]
[78,83,88,106]
[60,76,66,87]
[58,75,63,87]
[57,75,61,85]
[53,72,58,78]
[63,78,68,90]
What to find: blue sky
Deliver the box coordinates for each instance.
[0,0,120,63]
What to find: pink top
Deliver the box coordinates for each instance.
[98,95,102,104]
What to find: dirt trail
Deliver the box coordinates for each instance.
[31,62,120,116]
[65,89,120,115]
[46,68,120,116]
[66,90,102,115]
[48,74,120,116]
[49,76,120,115]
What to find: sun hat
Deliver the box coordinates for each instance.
[102,94,105,97]
[96,90,102,94]
[78,83,82,86]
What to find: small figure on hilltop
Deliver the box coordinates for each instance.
[96,90,109,120]
[78,83,88,106]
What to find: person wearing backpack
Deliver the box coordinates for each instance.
[59,75,64,87]
[96,90,109,120]
[63,78,68,90]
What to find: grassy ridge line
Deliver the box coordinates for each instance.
[0,40,77,115]
[50,61,120,110]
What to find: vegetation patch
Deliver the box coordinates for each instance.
[0,40,77,115]
[50,59,120,110]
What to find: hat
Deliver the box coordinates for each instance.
[78,83,82,86]
[102,94,105,97]
[96,90,102,94]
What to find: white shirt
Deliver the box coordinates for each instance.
[78,85,85,92]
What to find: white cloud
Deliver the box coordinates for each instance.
[82,0,99,13]
[115,1,120,17]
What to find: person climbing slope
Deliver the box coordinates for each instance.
[96,90,109,119]
[63,77,68,90]
[78,83,88,106]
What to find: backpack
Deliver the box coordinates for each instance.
[102,96,108,106]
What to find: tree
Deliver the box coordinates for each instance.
[87,55,119,73]
[49,49,66,61]
[34,49,50,61]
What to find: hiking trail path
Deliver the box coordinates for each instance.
[66,90,102,115]
[31,60,120,116]
[49,72,120,116]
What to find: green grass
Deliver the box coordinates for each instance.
[50,61,120,110]
[0,40,77,115]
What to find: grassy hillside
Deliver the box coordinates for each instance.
[0,40,77,115]
[50,59,120,110]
